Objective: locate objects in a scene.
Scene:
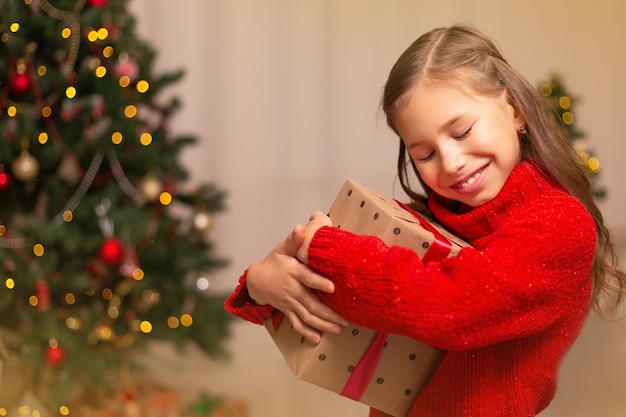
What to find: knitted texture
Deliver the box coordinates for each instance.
[225,161,596,416]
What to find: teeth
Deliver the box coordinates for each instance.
[458,171,481,188]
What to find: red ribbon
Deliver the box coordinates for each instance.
[338,201,452,400]
[394,200,453,264]
[340,331,388,400]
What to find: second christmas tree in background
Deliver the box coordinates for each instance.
[0,0,233,414]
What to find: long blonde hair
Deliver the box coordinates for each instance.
[382,24,625,315]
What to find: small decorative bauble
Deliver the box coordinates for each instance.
[138,174,163,202]
[12,151,40,182]
[193,210,213,233]
[0,168,11,190]
[45,341,65,367]
[87,0,108,7]
[114,54,139,80]
[98,238,125,266]
[57,153,82,185]
[9,73,31,95]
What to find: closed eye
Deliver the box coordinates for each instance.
[416,151,435,163]
[453,126,472,140]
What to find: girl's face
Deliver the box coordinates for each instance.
[395,82,524,207]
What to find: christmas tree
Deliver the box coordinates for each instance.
[539,74,606,200]
[0,0,232,413]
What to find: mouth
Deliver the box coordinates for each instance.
[451,165,488,191]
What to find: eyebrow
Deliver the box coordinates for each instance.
[442,114,467,130]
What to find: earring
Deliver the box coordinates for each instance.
[517,126,527,134]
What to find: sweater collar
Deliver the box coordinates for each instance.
[428,161,555,240]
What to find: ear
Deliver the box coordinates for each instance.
[503,89,526,128]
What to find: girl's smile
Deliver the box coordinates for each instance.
[395,82,525,207]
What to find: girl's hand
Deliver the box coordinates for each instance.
[246,222,347,343]
[295,211,332,264]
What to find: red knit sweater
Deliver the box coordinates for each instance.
[225,161,596,417]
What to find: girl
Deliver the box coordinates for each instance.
[225,25,626,416]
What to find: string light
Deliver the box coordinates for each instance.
[111,131,123,144]
[136,80,149,93]
[140,321,152,333]
[159,192,173,206]
[180,314,193,327]
[139,132,152,146]
[33,243,44,256]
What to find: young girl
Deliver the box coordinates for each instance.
[225,25,626,417]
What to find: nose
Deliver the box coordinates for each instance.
[439,142,466,174]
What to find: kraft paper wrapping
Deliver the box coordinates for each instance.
[265,178,470,417]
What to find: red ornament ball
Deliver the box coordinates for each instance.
[87,0,108,7]
[98,238,125,265]
[0,171,10,190]
[9,73,31,95]
[45,345,65,367]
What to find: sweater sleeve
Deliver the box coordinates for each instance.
[224,269,276,325]
[307,197,596,351]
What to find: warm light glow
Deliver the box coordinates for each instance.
[181,314,193,327]
[29,296,38,307]
[588,157,601,172]
[5,278,14,290]
[558,96,571,109]
[561,111,574,125]
[33,243,44,256]
[97,27,109,40]
[159,192,173,205]
[65,293,76,304]
[139,132,152,146]
[95,66,107,78]
[59,406,70,416]
[132,268,144,281]
[102,288,113,300]
[167,316,180,329]
[61,27,72,38]
[38,132,49,144]
[66,86,77,99]
[136,80,149,93]
[7,106,17,117]
[65,317,80,330]
[97,325,113,340]
[107,306,120,318]
[119,75,131,88]
[42,106,52,117]
[9,23,19,32]
[0,225,5,236]
[111,131,123,144]
[87,30,99,42]
[103,46,114,57]
[37,65,47,76]
[63,210,73,222]
[539,83,552,97]
[89,58,101,70]
[124,105,137,118]
[140,321,153,333]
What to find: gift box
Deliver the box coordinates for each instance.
[265,178,470,417]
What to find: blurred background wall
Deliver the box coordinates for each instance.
[129,1,626,416]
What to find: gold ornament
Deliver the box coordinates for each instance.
[12,150,40,182]
[138,174,163,202]
[193,209,213,233]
